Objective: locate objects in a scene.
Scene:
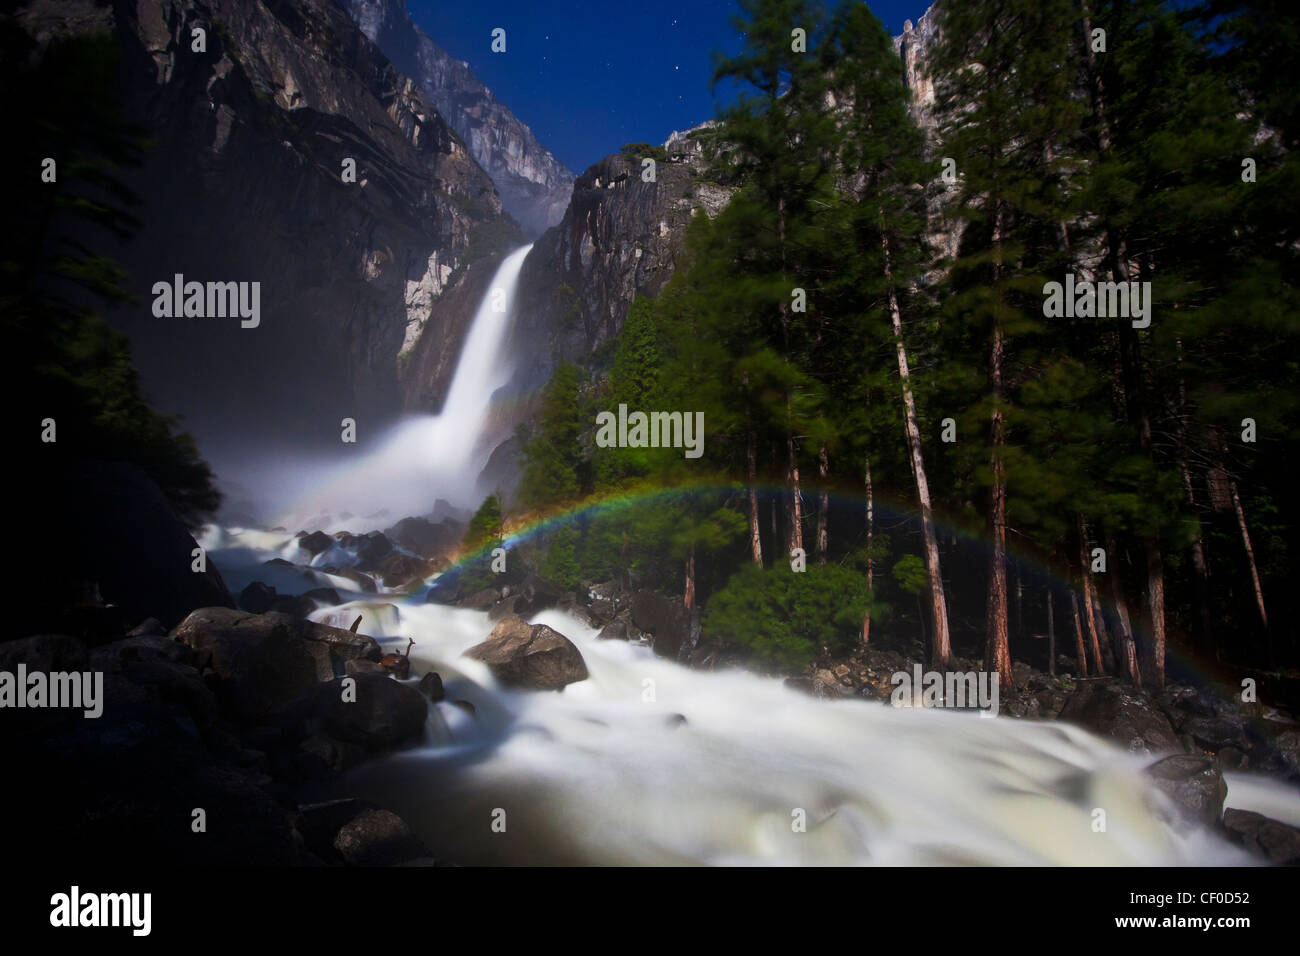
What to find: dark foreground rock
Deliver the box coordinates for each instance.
[1145,754,1228,829]
[1059,680,1181,754]
[1222,809,1300,864]
[172,607,380,720]
[320,673,429,749]
[465,618,588,690]
[333,809,429,866]
[631,589,691,660]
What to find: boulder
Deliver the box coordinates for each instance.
[320,674,428,750]
[1058,680,1181,754]
[299,531,334,556]
[172,608,380,718]
[464,618,588,691]
[354,533,394,570]
[630,590,691,660]
[385,516,460,559]
[375,552,431,588]
[23,461,235,636]
[268,594,318,618]
[238,581,277,614]
[323,566,377,594]
[1145,754,1228,829]
[1222,809,1300,865]
[333,809,427,866]
[0,634,89,673]
[302,587,342,606]
[418,671,445,702]
[460,588,500,611]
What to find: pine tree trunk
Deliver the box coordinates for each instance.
[1046,587,1056,677]
[1070,590,1089,678]
[985,205,1012,687]
[817,444,829,566]
[1144,541,1166,691]
[883,227,952,670]
[1229,477,1269,633]
[1176,340,1213,648]
[744,378,762,567]
[1077,515,1107,676]
[684,543,696,612]
[863,451,874,646]
[787,418,803,558]
[1106,531,1142,685]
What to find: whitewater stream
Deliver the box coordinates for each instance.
[204,244,1300,865]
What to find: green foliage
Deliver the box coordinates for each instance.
[704,563,872,671]
[519,362,584,509]
[619,142,668,163]
[539,524,582,589]
[464,495,504,553]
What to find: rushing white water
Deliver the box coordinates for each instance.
[278,244,534,530]
[198,527,1299,866]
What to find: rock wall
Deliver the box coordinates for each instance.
[16,0,510,454]
[343,0,574,237]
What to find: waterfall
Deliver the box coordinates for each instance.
[283,244,533,529]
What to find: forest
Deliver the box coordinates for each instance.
[495,0,1300,692]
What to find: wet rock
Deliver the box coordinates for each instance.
[298,734,366,775]
[269,593,317,618]
[333,809,427,866]
[1059,680,1181,754]
[1182,715,1250,752]
[302,587,342,606]
[354,533,394,570]
[630,590,690,660]
[172,608,381,717]
[238,581,277,614]
[1222,809,1300,865]
[384,516,459,559]
[460,588,500,611]
[323,566,377,594]
[585,580,627,624]
[1145,754,1228,829]
[418,671,445,702]
[374,552,431,588]
[320,674,428,750]
[0,634,89,673]
[299,531,334,556]
[345,658,387,677]
[465,618,588,691]
[127,617,166,637]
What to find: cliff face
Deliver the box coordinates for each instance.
[343,0,573,237]
[17,0,509,450]
[509,124,733,393]
[893,6,939,137]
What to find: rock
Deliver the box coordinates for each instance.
[1058,681,1181,754]
[460,588,500,611]
[321,566,377,594]
[375,552,430,588]
[1222,809,1300,864]
[384,516,459,559]
[298,734,366,775]
[1272,730,1300,778]
[299,531,334,556]
[418,671,445,702]
[21,461,234,637]
[630,590,691,660]
[464,618,588,691]
[345,658,387,677]
[127,618,166,637]
[354,533,394,570]
[0,634,89,673]
[1145,754,1228,829]
[1182,715,1249,753]
[320,674,428,750]
[585,580,627,624]
[597,619,633,641]
[172,608,381,717]
[238,581,277,614]
[302,588,342,606]
[333,809,427,866]
[268,594,318,618]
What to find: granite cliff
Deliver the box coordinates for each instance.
[343,0,573,237]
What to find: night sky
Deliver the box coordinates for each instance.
[405,0,934,174]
